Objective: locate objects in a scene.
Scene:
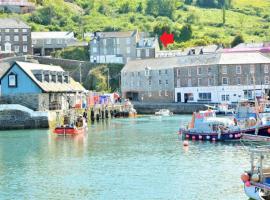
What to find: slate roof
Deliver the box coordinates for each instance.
[96,30,137,38]
[32,32,75,39]
[0,18,30,29]
[122,52,270,72]
[1,61,85,93]
[0,0,35,7]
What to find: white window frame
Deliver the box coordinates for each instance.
[14,29,18,33]
[177,69,180,76]
[165,90,168,96]
[14,45,20,53]
[5,29,9,33]
[126,38,131,45]
[265,65,269,74]
[236,66,241,74]
[22,29,28,33]
[222,77,229,85]
[237,77,241,85]
[22,35,27,42]
[198,78,202,86]
[250,65,255,74]
[46,39,52,44]
[14,35,19,42]
[208,78,213,86]
[159,90,162,96]
[127,47,130,54]
[177,79,181,88]
[265,76,269,84]
[145,49,150,57]
[23,45,28,53]
[93,47,97,53]
[188,78,192,87]
[208,67,212,75]
[103,39,107,46]
[222,66,227,74]
[137,49,141,58]
[5,35,10,42]
[197,67,202,75]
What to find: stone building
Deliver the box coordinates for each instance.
[0,0,35,13]
[0,18,32,55]
[121,58,176,102]
[89,30,159,64]
[0,61,86,110]
[32,32,78,56]
[121,52,270,104]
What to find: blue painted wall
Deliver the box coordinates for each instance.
[1,64,42,96]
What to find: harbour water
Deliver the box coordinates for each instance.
[0,115,250,200]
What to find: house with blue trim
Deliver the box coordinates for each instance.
[0,61,86,110]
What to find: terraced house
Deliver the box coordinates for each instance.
[0,18,32,55]
[121,52,270,103]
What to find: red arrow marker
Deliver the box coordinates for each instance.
[160,32,174,47]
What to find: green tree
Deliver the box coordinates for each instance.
[146,0,176,19]
[231,35,244,47]
[136,2,143,13]
[118,2,132,14]
[179,24,192,41]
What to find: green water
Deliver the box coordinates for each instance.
[0,115,250,200]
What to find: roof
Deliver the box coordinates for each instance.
[137,37,158,48]
[0,62,11,78]
[31,32,75,39]
[0,18,30,29]
[96,30,137,38]
[122,52,270,72]
[1,61,85,93]
[234,42,270,49]
[0,0,35,7]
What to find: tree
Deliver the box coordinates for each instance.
[136,2,143,13]
[179,24,192,41]
[146,0,177,19]
[119,2,132,14]
[184,0,193,5]
[222,6,226,24]
[231,35,244,47]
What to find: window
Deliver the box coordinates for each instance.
[137,49,141,57]
[208,67,212,75]
[177,69,180,76]
[44,74,50,82]
[51,75,57,82]
[237,77,241,85]
[5,29,9,33]
[23,36,27,42]
[188,68,191,76]
[22,29,28,33]
[222,77,229,85]
[197,67,202,75]
[265,76,269,84]
[93,39,97,44]
[265,65,269,73]
[14,35,19,42]
[116,48,120,54]
[221,95,230,101]
[127,47,130,54]
[145,49,150,57]
[250,65,255,74]
[64,76,69,83]
[35,74,43,82]
[198,78,202,86]
[32,39,37,45]
[188,78,192,87]
[23,45,28,53]
[165,69,168,74]
[103,39,107,46]
[222,66,227,74]
[137,72,140,76]
[159,90,162,96]
[93,47,97,53]
[165,90,168,96]
[46,39,51,44]
[145,68,150,76]
[14,45,19,53]
[14,29,18,33]
[149,79,151,86]
[236,66,241,74]
[208,78,213,86]
[148,91,152,97]
[159,80,162,85]
[199,93,211,101]
[159,70,161,75]
[5,35,10,41]
[250,77,255,84]
[126,38,130,45]
[131,72,134,77]
[116,38,120,44]
[166,80,168,85]
[177,79,181,87]
[57,39,62,44]
[58,75,63,83]
[244,90,253,99]
[8,73,17,87]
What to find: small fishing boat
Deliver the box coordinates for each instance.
[241,146,270,200]
[54,114,87,135]
[155,109,173,116]
[205,104,235,116]
[179,110,241,141]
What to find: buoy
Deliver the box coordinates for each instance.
[186,134,190,139]
[206,135,210,140]
[192,136,196,140]
[212,137,216,142]
[268,128,270,134]
[229,134,233,138]
[241,173,250,182]
[183,141,189,146]
[198,135,202,140]
[245,181,251,187]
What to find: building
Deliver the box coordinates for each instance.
[0,0,35,13]
[0,18,32,55]
[32,32,78,56]
[121,58,176,102]
[121,52,270,104]
[89,30,159,64]
[0,61,85,110]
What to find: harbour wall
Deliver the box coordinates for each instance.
[133,102,211,114]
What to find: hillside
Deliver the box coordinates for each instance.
[1,0,270,49]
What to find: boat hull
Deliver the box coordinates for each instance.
[54,127,87,135]
[244,184,262,200]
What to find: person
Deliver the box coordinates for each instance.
[83,109,88,123]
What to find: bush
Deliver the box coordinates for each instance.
[53,47,89,61]
[231,35,244,47]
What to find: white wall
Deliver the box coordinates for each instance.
[175,85,270,103]
[90,55,123,64]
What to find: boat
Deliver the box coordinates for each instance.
[241,146,270,200]
[155,109,173,116]
[205,104,235,116]
[179,110,242,141]
[54,114,88,135]
[114,99,137,118]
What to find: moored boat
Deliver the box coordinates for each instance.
[179,110,242,141]
[241,146,270,200]
[155,109,173,116]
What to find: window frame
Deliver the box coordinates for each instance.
[8,72,17,87]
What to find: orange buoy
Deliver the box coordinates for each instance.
[241,173,250,182]
[245,181,251,187]
[183,140,189,146]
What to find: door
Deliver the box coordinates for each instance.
[177,92,181,102]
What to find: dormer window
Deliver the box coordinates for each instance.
[44,74,50,82]
[8,72,17,87]
[51,74,57,83]
[58,75,63,83]
[64,75,69,83]
[35,74,43,82]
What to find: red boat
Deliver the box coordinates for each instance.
[54,115,87,136]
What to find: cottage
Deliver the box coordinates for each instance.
[0,61,86,110]
[0,0,35,13]
[32,32,78,56]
